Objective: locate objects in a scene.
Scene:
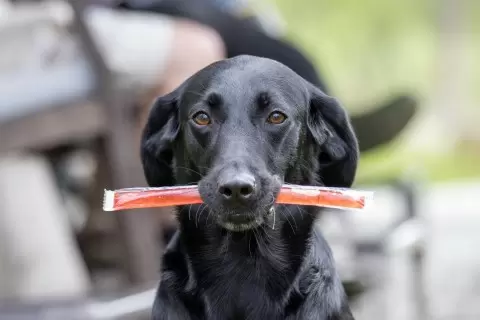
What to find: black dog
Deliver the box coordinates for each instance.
[141,55,358,320]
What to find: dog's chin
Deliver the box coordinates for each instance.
[216,207,275,232]
[217,216,264,232]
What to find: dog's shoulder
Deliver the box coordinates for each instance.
[153,231,205,319]
[300,225,339,290]
[286,226,354,319]
[161,231,188,280]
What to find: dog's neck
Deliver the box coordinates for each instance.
[176,204,318,299]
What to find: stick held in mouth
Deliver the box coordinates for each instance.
[103,185,373,212]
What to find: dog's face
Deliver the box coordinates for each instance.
[141,56,358,232]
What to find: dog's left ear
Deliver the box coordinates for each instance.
[140,86,183,187]
[306,83,359,187]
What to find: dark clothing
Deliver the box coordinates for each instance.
[117,0,330,93]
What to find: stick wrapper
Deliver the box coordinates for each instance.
[103,185,373,212]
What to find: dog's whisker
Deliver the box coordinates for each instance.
[205,205,214,227]
[184,181,201,186]
[191,164,211,171]
[295,205,313,221]
[188,204,193,221]
[174,166,205,178]
[194,204,207,227]
[282,205,297,235]
[285,205,300,226]
[266,194,276,208]
[256,226,275,261]
[270,207,276,230]
[203,207,209,226]
[193,205,202,228]
[196,204,208,227]
[259,222,273,241]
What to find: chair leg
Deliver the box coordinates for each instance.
[68,0,164,286]
[101,110,163,286]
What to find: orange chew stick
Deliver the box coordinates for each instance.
[103,185,373,212]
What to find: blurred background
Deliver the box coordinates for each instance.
[0,0,479,319]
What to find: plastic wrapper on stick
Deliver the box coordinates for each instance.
[103,185,374,212]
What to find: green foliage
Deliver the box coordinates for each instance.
[274,0,438,108]
[357,141,480,184]
[273,0,480,181]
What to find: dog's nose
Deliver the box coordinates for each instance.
[218,173,256,202]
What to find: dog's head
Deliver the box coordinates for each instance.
[141,55,358,231]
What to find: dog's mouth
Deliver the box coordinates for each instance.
[217,207,275,232]
[198,171,282,232]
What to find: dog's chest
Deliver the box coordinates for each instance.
[197,254,293,320]
[202,266,282,319]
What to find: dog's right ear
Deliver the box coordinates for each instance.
[140,87,183,187]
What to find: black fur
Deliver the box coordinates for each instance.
[141,55,358,319]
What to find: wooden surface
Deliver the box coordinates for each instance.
[0,101,104,153]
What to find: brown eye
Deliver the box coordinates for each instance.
[267,111,287,124]
[192,111,211,126]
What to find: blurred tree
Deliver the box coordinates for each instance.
[435,0,478,144]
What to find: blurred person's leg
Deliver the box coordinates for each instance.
[156,19,226,94]
[117,0,326,88]
[85,5,225,102]
[137,18,226,120]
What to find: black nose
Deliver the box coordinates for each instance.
[218,173,256,202]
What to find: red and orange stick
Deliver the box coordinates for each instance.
[103,185,373,212]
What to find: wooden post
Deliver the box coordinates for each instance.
[68,0,161,285]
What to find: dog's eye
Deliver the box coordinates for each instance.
[192,111,211,126]
[267,111,287,124]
